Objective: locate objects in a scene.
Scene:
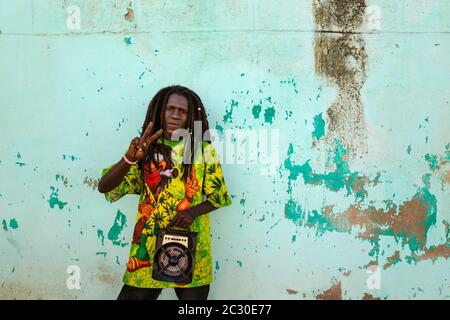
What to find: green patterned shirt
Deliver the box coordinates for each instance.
[101,137,232,288]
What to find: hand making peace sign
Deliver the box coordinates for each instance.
[125,121,163,162]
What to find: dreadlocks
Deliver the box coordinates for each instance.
[138,85,210,184]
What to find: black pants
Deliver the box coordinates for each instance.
[117,284,210,300]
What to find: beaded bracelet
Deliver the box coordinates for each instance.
[123,154,138,165]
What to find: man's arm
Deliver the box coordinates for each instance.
[98,157,132,193]
[98,122,162,194]
[170,200,218,229]
[188,200,218,218]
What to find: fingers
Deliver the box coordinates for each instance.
[170,215,181,228]
[127,137,141,159]
[170,213,192,229]
[142,128,163,147]
[134,127,163,157]
[140,121,154,139]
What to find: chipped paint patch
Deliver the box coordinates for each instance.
[263,106,275,124]
[424,153,438,171]
[285,199,303,226]
[107,210,128,247]
[383,251,401,270]
[48,186,68,210]
[410,243,450,264]
[97,229,105,246]
[16,152,26,167]
[9,219,18,229]
[124,36,133,46]
[362,293,381,300]
[62,154,78,161]
[252,104,262,119]
[223,99,238,124]
[307,186,436,254]
[312,112,325,145]
[284,140,379,202]
[279,78,299,94]
[124,7,134,22]
[407,145,412,155]
[316,281,342,300]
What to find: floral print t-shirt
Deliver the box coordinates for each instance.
[101,137,232,288]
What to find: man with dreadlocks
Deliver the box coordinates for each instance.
[98,85,232,300]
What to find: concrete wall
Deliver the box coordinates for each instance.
[0,0,449,299]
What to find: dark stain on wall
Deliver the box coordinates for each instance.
[313,0,368,157]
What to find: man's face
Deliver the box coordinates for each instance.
[164,93,189,138]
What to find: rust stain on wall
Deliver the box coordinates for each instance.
[362,293,381,300]
[313,0,368,157]
[383,251,401,270]
[319,193,435,253]
[412,244,450,263]
[315,281,342,300]
[124,6,134,22]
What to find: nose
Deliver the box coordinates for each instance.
[171,110,182,120]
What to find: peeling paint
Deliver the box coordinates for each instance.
[284,140,379,202]
[9,218,18,229]
[62,154,78,161]
[362,293,381,300]
[312,112,325,145]
[16,152,26,167]
[252,104,262,119]
[107,210,128,247]
[124,7,134,22]
[407,145,412,155]
[223,99,238,124]
[123,36,133,46]
[316,281,342,300]
[263,106,275,124]
[383,251,401,270]
[97,229,105,246]
[410,243,450,264]
[48,186,68,210]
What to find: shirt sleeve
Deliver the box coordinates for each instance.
[202,143,232,208]
[101,162,143,203]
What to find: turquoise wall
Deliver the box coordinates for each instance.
[0,0,449,299]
